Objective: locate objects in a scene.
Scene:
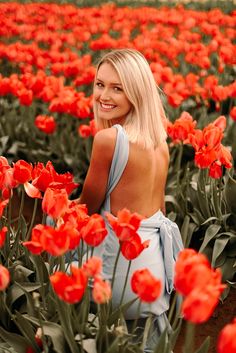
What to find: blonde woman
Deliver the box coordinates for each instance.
[79,49,183,351]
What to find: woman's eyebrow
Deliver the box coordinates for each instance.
[96,78,122,86]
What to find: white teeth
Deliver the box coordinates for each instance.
[100,103,116,109]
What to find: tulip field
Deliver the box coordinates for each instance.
[0,1,236,353]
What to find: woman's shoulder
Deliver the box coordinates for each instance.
[156,140,170,164]
[92,127,117,158]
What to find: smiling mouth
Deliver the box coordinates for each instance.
[100,102,116,110]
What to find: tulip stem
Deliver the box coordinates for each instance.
[26,198,38,241]
[183,322,195,353]
[111,246,121,290]
[119,260,131,306]
[17,186,25,235]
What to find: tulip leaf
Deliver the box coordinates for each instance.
[153,328,169,353]
[221,257,236,282]
[212,236,230,267]
[0,327,29,353]
[29,254,49,284]
[14,311,41,352]
[23,315,69,353]
[199,224,221,253]
[181,215,197,247]
[170,318,182,349]
[107,298,138,327]
[7,283,42,308]
[193,336,210,353]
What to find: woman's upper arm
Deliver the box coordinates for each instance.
[79,128,117,215]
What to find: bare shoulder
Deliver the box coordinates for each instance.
[92,127,117,159]
[157,140,170,163]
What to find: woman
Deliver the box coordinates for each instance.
[78,49,183,351]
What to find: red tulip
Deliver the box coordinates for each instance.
[42,187,69,219]
[82,256,102,278]
[131,268,162,303]
[92,276,112,304]
[50,266,87,304]
[13,160,32,184]
[0,226,7,247]
[120,234,150,260]
[182,284,225,324]
[0,265,10,291]
[217,318,236,353]
[106,208,144,242]
[35,115,57,134]
[80,214,107,247]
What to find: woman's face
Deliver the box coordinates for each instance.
[93,62,132,125]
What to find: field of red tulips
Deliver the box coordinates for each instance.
[0,2,236,353]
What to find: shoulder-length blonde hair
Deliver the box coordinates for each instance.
[94,48,167,149]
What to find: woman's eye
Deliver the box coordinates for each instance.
[114,86,122,91]
[96,82,103,88]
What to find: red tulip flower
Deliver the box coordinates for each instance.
[0,199,9,218]
[92,276,112,304]
[120,234,150,260]
[80,214,108,247]
[106,208,144,242]
[50,266,87,304]
[131,268,162,303]
[42,187,69,220]
[0,226,7,247]
[0,265,10,291]
[82,256,102,278]
[217,318,236,353]
[35,115,57,134]
[13,160,32,184]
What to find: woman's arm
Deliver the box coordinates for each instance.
[78,128,116,215]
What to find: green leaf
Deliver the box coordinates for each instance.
[7,283,42,308]
[170,318,182,350]
[193,336,210,353]
[212,236,230,267]
[14,312,41,352]
[221,257,236,282]
[181,216,197,248]
[24,315,69,353]
[199,224,221,253]
[0,327,29,353]
[153,328,169,353]
[29,254,49,284]
[107,298,138,327]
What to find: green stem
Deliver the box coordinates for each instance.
[168,291,178,324]
[176,143,183,187]
[26,198,38,241]
[111,246,121,290]
[17,186,25,235]
[119,260,132,306]
[131,300,142,334]
[183,322,195,353]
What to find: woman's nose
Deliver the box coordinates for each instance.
[100,88,111,101]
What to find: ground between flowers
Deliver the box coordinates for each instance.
[13,193,236,353]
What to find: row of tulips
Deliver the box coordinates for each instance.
[0,155,235,352]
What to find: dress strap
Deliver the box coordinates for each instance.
[106,124,129,197]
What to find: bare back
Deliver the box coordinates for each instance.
[110,138,169,218]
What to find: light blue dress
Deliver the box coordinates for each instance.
[92,124,184,328]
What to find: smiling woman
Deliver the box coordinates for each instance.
[78,48,184,352]
[93,62,132,125]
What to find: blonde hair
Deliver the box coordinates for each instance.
[94,48,167,149]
